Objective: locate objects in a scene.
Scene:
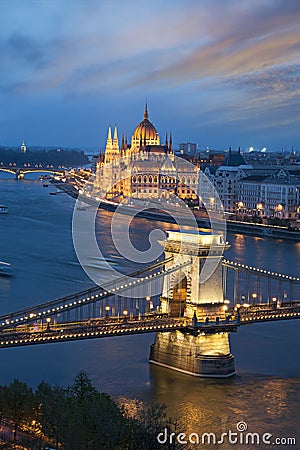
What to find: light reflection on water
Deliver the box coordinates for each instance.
[148,365,299,448]
[0,179,299,441]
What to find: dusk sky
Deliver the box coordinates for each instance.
[1,0,300,152]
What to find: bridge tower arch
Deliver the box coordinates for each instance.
[150,230,235,377]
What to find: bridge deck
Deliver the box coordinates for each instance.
[0,301,299,348]
[0,317,186,348]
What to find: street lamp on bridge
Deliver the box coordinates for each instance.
[105,305,110,319]
[146,296,151,314]
[46,317,51,330]
[252,293,257,304]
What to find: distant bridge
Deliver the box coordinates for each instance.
[0,166,64,179]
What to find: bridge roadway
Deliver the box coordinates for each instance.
[0,301,299,349]
[0,166,64,179]
[0,317,187,348]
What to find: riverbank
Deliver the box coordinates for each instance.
[53,180,300,241]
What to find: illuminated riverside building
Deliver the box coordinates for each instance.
[94,104,199,201]
[237,173,300,220]
[204,150,300,219]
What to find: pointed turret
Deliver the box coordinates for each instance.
[165,132,168,147]
[113,125,118,142]
[104,125,120,164]
[169,132,173,151]
[112,125,119,153]
[106,127,112,147]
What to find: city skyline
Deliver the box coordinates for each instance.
[0,0,300,151]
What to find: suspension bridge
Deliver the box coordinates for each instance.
[0,230,299,377]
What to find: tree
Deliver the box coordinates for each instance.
[36,381,68,449]
[3,379,35,441]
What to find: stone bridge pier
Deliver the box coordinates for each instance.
[15,170,24,180]
[150,231,235,377]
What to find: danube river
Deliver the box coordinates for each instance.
[0,177,299,446]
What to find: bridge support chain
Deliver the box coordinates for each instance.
[149,329,235,378]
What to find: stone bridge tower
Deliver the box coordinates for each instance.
[150,230,235,377]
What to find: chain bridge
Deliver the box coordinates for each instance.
[1,231,299,377]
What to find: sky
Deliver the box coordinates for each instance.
[0,0,300,152]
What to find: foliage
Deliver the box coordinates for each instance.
[2,379,35,441]
[0,372,181,449]
[267,217,291,227]
[0,148,89,167]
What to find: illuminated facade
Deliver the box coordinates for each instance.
[95,104,199,201]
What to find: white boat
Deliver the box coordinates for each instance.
[0,261,12,276]
[0,205,8,214]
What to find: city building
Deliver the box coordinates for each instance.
[237,171,300,220]
[204,149,252,213]
[179,142,197,157]
[94,104,199,202]
[203,149,300,219]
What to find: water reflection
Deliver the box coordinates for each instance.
[148,364,299,444]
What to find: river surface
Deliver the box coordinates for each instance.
[0,177,299,448]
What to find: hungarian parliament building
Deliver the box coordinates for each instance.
[94,104,200,203]
[93,104,300,220]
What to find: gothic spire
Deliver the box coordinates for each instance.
[107,126,112,142]
[144,100,148,120]
[113,125,118,142]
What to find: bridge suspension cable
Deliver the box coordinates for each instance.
[0,256,192,329]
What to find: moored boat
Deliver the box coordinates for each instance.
[0,205,8,214]
[0,261,12,276]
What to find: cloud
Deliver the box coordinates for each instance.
[2,0,300,97]
[1,0,300,148]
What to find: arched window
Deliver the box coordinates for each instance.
[132,176,136,183]
[182,177,185,184]
[192,177,196,184]
[154,176,158,183]
[138,176,142,183]
[187,176,191,185]
[149,176,153,183]
[143,176,147,183]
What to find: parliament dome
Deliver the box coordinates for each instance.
[132,104,160,147]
